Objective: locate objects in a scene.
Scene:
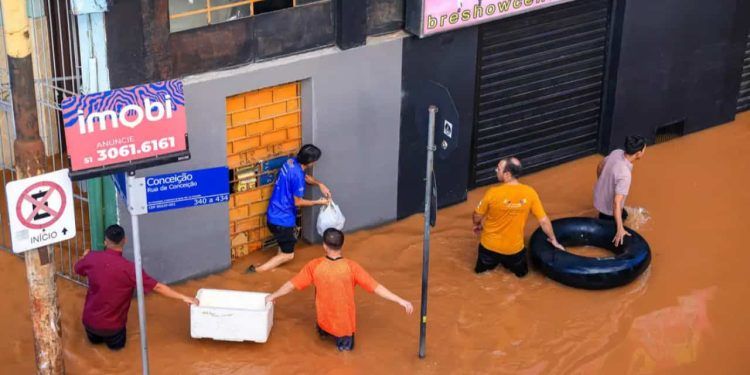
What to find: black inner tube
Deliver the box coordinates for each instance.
[530,217,651,290]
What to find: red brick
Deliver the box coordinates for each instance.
[246,120,273,135]
[235,190,262,207]
[231,108,260,126]
[260,186,274,199]
[273,113,299,129]
[229,206,248,221]
[286,99,300,111]
[259,102,287,119]
[245,89,273,107]
[231,232,249,247]
[260,226,272,238]
[273,84,298,101]
[231,245,248,259]
[275,139,301,154]
[234,137,261,153]
[287,126,301,140]
[248,147,273,161]
[250,201,269,216]
[226,95,245,113]
[261,129,288,146]
[227,126,246,142]
[236,216,261,232]
[227,154,242,169]
[247,241,263,252]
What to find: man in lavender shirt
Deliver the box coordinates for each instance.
[593,135,647,246]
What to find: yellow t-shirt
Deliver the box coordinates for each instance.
[475,183,547,255]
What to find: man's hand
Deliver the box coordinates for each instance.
[548,238,566,251]
[318,183,332,199]
[265,295,274,305]
[182,296,199,306]
[472,224,483,236]
[613,227,631,247]
[316,198,331,206]
[399,299,414,314]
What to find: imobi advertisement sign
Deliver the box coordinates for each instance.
[406,0,575,38]
[61,80,190,179]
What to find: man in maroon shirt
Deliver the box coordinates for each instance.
[74,225,197,350]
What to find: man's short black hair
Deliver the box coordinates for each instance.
[105,224,125,245]
[624,135,646,155]
[297,144,322,165]
[323,228,344,250]
[502,157,523,179]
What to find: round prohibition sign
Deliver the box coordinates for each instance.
[15,180,67,230]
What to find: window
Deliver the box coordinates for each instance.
[169,0,296,33]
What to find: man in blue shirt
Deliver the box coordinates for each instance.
[248,144,331,273]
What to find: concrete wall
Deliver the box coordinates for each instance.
[120,36,404,283]
[606,0,750,149]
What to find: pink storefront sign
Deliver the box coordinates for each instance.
[407,0,575,37]
[61,80,190,179]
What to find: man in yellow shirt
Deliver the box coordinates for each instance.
[472,158,565,276]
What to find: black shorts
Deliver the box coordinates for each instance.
[268,223,297,254]
[85,326,126,350]
[317,325,355,351]
[475,244,528,277]
[599,210,629,222]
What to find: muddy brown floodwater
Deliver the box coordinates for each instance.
[1,113,750,374]
[566,246,615,259]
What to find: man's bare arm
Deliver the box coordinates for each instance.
[374,285,413,314]
[266,281,296,304]
[612,194,630,246]
[472,212,484,235]
[294,196,329,207]
[305,175,331,198]
[538,216,565,251]
[153,283,198,305]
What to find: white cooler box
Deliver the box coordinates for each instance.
[190,288,273,343]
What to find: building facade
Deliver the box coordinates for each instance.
[91,0,750,283]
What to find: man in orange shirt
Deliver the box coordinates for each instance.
[472,158,565,276]
[266,228,413,351]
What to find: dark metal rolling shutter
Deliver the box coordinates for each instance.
[472,0,611,187]
[738,30,750,113]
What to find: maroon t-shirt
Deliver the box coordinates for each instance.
[74,249,158,331]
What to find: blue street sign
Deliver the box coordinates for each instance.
[144,167,229,213]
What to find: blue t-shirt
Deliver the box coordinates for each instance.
[267,159,306,227]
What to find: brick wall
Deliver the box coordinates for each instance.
[226,82,302,259]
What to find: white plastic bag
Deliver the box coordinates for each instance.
[317,201,346,236]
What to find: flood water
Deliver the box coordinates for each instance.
[1,113,749,374]
[566,246,614,259]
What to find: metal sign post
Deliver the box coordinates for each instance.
[418,105,438,358]
[126,173,150,375]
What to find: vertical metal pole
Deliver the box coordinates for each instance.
[1,0,65,372]
[127,175,150,375]
[418,105,437,359]
[103,179,118,226]
[87,178,105,249]
[76,6,117,231]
